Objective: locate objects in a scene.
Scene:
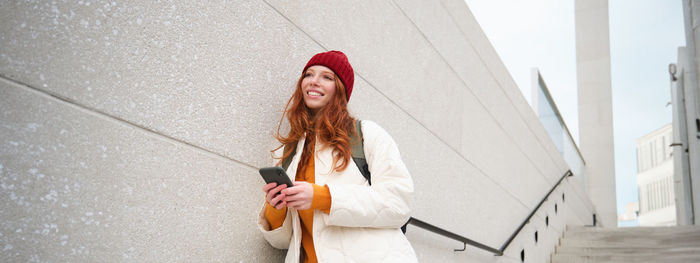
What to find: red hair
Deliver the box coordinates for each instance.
[274,71,356,175]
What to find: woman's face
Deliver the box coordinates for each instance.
[301,65,337,112]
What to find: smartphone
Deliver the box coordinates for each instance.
[259,167,294,188]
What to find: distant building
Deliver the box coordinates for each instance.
[636,123,676,226]
[618,201,639,227]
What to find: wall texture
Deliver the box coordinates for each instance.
[1,0,594,262]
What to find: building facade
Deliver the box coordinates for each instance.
[636,124,676,226]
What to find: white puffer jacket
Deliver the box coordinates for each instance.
[257,120,417,263]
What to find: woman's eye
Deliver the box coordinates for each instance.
[324,76,334,80]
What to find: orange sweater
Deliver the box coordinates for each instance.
[265,148,331,263]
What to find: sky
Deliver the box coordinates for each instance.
[463,0,686,226]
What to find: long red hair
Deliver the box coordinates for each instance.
[274,70,356,175]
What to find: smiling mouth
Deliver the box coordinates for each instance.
[307,91,324,97]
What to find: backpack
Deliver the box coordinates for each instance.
[281,120,408,233]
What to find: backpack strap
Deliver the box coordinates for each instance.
[281,143,297,171]
[351,120,371,185]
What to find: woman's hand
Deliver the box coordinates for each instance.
[263,183,288,209]
[282,181,314,210]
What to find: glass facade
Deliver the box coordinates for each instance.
[533,71,586,181]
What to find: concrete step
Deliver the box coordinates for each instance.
[555,246,700,256]
[558,234,700,248]
[552,253,700,263]
[558,226,700,248]
[566,226,700,236]
[552,226,700,263]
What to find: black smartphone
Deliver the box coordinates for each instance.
[259,167,294,188]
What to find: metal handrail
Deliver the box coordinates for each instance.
[407,217,502,255]
[498,170,572,252]
[408,170,573,256]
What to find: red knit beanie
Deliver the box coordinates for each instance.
[303,50,355,101]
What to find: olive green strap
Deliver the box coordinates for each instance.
[352,120,371,185]
[351,120,365,159]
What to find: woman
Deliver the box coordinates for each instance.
[257,50,417,262]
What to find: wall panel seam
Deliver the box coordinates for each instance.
[0,74,259,171]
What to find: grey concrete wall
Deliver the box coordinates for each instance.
[1,0,594,262]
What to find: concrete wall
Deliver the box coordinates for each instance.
[0,0,594,262]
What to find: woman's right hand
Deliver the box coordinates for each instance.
[263,183,288,209]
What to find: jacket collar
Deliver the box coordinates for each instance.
[294,134,333,178]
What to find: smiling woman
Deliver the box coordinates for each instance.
[301,65,338,111]
[256,50,417,263]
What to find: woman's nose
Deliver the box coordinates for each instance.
[309,76,320,85]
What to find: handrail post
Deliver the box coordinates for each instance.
[593,213,597,226]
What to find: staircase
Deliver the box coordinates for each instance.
[552,226,700,262]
